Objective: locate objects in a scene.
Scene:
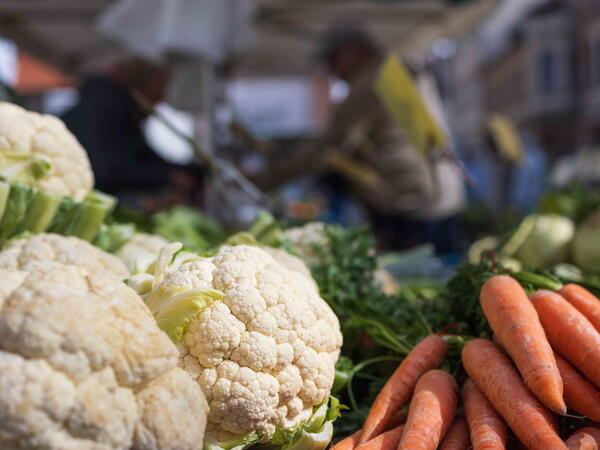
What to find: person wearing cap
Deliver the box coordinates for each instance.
[251,22,465,251]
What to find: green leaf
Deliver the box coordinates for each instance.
[0,180,10,219]
[283,422,333,450]
[203,431,262,450]
[21,190,62,233]
[151,242,183,287]
[222,232,260,248]
[152,206,226,252]
[325,396,347,423]
[0,152,52,186]
[47,196,79,234]
[93,222,136,253]
[248,210,295,251]
[0,183,35,241]
[149,285,224,341]
[332,357,353,395]
[67,190,116,241]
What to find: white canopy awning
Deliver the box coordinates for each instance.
[0,0,495,76]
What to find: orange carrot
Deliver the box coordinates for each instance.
[462,378,508,450]
[555,353,600,421]
[567,434,597,450]
[439,416,470,450]
[355,425,404,450]
[331,430,363,450]
[462,339,566,450]
[560,284,600,332]
[480,276,565,414]
[360,334,448,442]
[397,369,458,450]
[566,426,600,450]
[531,290,600,388]
[491,334,505,351]
[381,409,407,433]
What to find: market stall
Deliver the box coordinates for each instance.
[1,1,600,449]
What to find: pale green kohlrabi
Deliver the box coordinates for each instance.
[573,210,600,272]
[503,214,575,269]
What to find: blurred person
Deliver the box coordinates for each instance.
[61,56,197,209]
[250,22,465,251]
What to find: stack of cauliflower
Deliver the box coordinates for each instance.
[0,102,344,450]
[0,103,210,450]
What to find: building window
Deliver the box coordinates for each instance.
[539,50,556,94]
[592,39,600,87]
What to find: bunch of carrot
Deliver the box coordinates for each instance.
[332,275,600,450]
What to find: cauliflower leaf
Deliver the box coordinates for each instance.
[206,397,343,450]
[0,183,35,240]
[149,285,224,341]
[203,432,262,450]
[0,151,52,186]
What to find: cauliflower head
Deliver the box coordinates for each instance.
[0,263,208,450]
[0,233,129,279]
[0,102,93,200]
[283,223,327,267]
[136,245,342,444]
[260,246,315,285]
[116,233,170,272]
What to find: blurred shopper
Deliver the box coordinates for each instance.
[251,22,465,251]
[62,57,196,209]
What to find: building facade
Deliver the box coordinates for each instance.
[446,0,600,158]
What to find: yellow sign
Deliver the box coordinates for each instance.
[487,114,524,164]
[374,54,447,156]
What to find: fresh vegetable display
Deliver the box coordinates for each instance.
[469,185,600,272]
[3,102,600,449]
[330,265,600,449]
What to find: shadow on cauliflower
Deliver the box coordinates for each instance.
[130,245,343,447]
[0,263,208,450]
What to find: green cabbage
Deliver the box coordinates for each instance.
[503,214,575,269]
[93,222,136,253]
[573,210,600,272]
[152,206,227,252]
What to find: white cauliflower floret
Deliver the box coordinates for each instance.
[0,102,93,200]
[0,233,129,279]
[0,263,208,450]
[283,223,327,266]
[152,245,342,442]
[260,246,315,287]
[116,233,169,272]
